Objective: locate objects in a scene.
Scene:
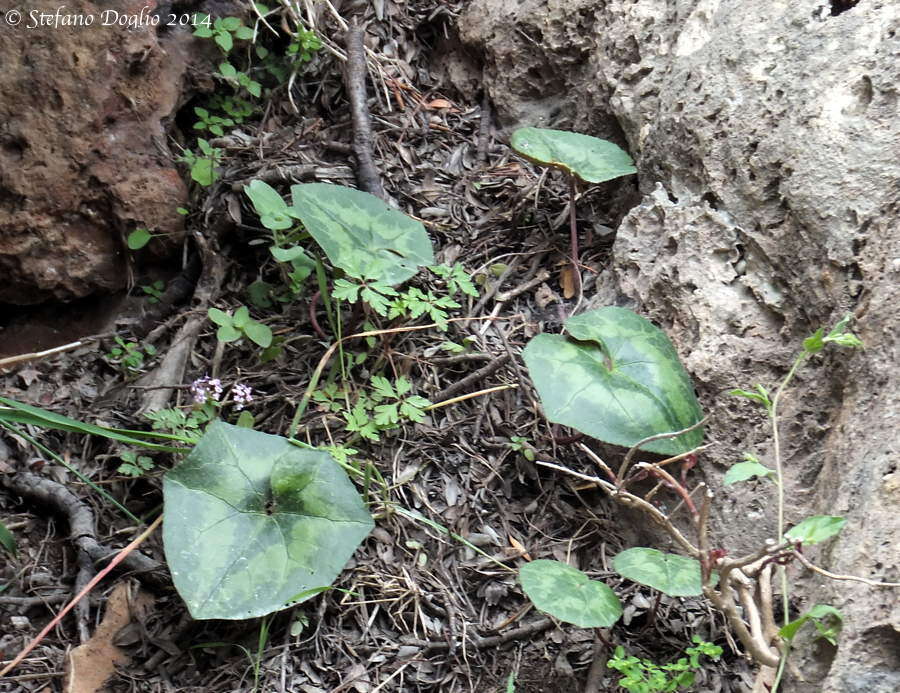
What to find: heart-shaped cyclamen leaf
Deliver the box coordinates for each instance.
[510,127,637,184]
[163,422,374,620]
[289,183,434,285]
[519,559,622,628]
[612,548,704,597]
[522,307,704,455]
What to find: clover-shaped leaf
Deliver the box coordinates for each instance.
[163,422,373,620]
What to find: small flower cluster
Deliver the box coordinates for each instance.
[190,376,223,404]
[231,383,253,411]
[189,376,253,410]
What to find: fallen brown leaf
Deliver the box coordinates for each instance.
[560,266,576,299]
[64,582,154,693]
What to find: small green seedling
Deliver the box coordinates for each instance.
[779,604,843,646]
[287,28,322,64]
[106,337,157,373]
[507,436,535,461]
[141,280,165,304]
[208,93,256,123]
[607,637,723,693]
[127,228,153,250]
[338,376,432,441]
[217,61,262,98]
[117,451,156,477]
[179,138,224,187]
[208,305,273,348]
[193,14,254,53]
[193,106,235,137]
[145,404,216,445]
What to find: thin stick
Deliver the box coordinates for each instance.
[535,460,700,557]
[0,514,163,677]
[0,340,85,369]
[568,175,584,313]
[617,417,708,484]
[697,485,712,581]
[575,442,617,483]
[793,550,900,587]
[635,462,698,518]
[425,384,517,411]
[345,23,385,199]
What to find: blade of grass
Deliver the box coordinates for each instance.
[0,421,141,524]
[0,397,186,452]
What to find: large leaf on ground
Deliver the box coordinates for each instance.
[612,548,703,597]
[519,559,622,628]
[510,127,637,183]
[163,422,373,620]
[522,307,704,455]
[289,183,434,285]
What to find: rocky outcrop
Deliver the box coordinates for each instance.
[0,0,190,305]
[462,0,900,689]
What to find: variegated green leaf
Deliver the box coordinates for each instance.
[510,127,637,184]
[519,559,622,628]
[289,183,434,285]
[163,422,373,620]
[522,307,704,455]
[612,548,703,597]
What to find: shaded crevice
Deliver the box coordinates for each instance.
[830,0,861,16]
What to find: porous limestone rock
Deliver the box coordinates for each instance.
[461,1,900,689]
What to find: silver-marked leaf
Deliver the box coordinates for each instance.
[510,127,637,184]
[289,183,434,285]
[163,422,374,620]
[612,548,703,597]
[785,516,847,545]
[519,559,622,628]
[522,307,704,455]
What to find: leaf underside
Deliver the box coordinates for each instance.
[163,422,373,620]
[510,127,637,184]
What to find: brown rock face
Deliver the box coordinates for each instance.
[463,1,900,689]
[0,0,189,305]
